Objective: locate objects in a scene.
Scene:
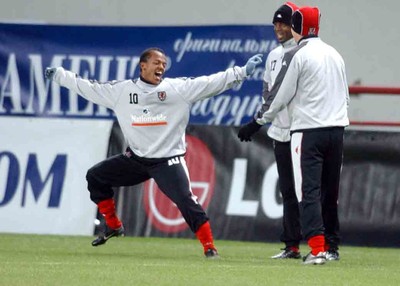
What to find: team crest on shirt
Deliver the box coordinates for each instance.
[158,91,167,101]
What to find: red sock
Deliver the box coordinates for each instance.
[195,221,216,252]
[97,198,122,229]
[308,235,325,255]
[289,246,300,253]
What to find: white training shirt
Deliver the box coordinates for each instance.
[53,66,247,158]
[263,38,297,142]
[256,37,349,131]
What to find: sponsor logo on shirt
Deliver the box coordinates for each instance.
[131,114,167,126]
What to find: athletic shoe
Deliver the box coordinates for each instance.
[205,248,219,259]
[271,247,301,259]
[302,252,326,265]
[92,225,125,246]
[326,249,340,261]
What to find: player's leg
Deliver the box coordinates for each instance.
[291,131,326,264]
[321,127,344,260]
[87,150,149,246]
[271,140,302,259]
[149,155,218,258]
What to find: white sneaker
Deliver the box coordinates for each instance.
[271,247,301,259]
[326,249,340,261]
[302,252,326,265]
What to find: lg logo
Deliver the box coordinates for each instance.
[226,159,282,219]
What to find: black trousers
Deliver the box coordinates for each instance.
[85,147,209,233]
[291,127,344,249]
[273,140,302,247]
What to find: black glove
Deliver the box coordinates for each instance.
[238,120,262,142]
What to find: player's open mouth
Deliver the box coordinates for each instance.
[155,71,163,80]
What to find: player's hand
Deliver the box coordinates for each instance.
[238,120,263,142]
[45,67,57,80]
[245,54,263,76]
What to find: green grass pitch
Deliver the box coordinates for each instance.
[1,233,399,286]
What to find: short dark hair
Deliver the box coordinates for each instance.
[139,47,166,63]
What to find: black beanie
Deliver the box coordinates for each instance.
[272,2,298,25]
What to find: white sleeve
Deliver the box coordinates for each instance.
[173,66,247,103]
[53,67,124,109]
[342,64,350,109]
[262,54,273,104]
[263,55,272,88]
[256,55,299,125]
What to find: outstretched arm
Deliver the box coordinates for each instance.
[45,67,124,109]
[173,54,263,103]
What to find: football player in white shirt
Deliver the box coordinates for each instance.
[46,47,262,258]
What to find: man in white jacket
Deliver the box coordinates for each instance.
[238,6,349,265]
[264,2,302,260]
[45,48,262,258]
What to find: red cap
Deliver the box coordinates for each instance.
[292,6,320,36]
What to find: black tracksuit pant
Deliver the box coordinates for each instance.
[291,127,344,249]
[273,140,302,247]
[85,147,208,233]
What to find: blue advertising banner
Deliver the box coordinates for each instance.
[0,23,276,236]
[0,23,277,125]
